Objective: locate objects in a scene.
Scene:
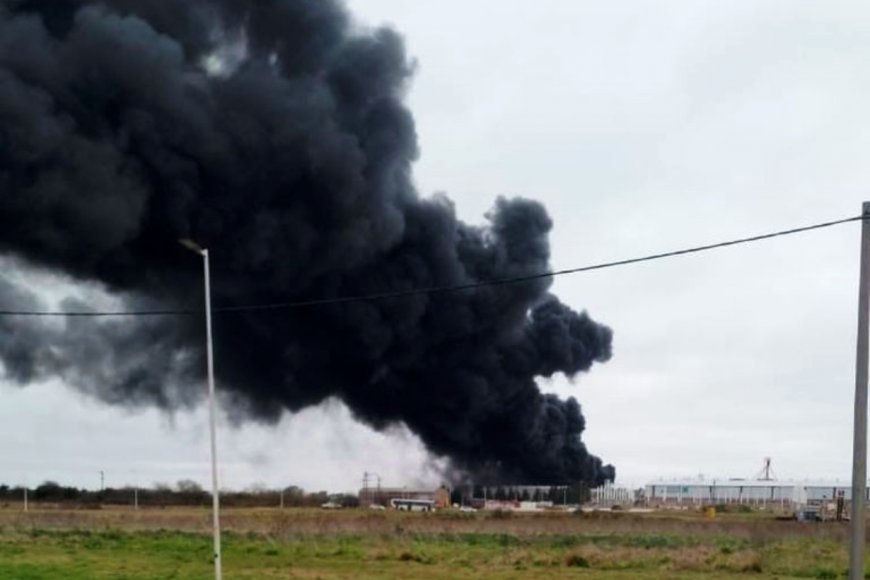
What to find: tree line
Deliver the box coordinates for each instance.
[0,480,593,509]
[0,481,359,508]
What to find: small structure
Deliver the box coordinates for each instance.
[590,483,635,508]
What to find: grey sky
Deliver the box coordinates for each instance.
[3,0,870,492]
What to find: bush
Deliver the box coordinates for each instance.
[565,554,590,568]
[397,551,432,564]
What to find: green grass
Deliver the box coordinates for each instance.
[0,527,860,579]
[0,506,861,578]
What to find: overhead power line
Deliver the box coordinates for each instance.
[0,213,863,317]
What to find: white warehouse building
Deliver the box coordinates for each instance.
[645,480,861,506]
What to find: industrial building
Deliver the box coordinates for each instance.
[644,479,859,506]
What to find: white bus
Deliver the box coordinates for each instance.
[390,498,435,512]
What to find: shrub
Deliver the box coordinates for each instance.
[397,551,432,564]
[488,509,512,520]
[564,554,590,568]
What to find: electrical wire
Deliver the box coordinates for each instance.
[0,213,863,317]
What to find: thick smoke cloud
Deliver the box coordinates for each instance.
[0,0,614,485]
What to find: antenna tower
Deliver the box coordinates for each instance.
[755,457,776,481]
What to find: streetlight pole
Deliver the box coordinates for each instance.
[181,239,222,580]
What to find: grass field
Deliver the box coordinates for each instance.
[0,505,861,578]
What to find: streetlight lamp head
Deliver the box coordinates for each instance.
[179,238,205,255]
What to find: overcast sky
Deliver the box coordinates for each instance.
[4,0,870,493]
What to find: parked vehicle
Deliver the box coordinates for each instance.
[390,498,435,511]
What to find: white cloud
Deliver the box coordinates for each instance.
[0,380,436,492]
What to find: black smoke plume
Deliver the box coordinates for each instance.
[0,0,614,485]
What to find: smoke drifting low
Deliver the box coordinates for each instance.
[0,0,614,485]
